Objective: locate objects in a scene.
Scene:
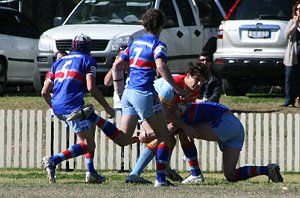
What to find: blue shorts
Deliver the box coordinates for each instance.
[213,114,245,151]
[121,88,162,121]
[56,114,93,133]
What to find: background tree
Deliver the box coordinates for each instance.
[1,0,80,34]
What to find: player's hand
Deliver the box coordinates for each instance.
[137,129,155,143]
[177,90,191,101]
[167,122,179,134]
[105,106,115,118]
[138,130,149,143]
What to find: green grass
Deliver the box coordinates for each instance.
[1,91,297,115]
[0,169,299,197]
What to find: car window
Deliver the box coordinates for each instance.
[228,0,295,20]
[16,14,39,38]
[66,0,153,25]
[195,0,225,27]
[159,0,179,28]
[0,11,18,36]
[175,0,196,26]
[0,9,39,38]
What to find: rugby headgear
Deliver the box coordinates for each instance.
[72,34,92,54]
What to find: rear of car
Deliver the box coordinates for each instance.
[214,0,296,95]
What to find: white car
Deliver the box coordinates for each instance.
[34,0,225,93]
[0,7,39,94]
[214,0,296,96]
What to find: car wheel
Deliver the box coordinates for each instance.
[33,67,43,95]
[222,78,248,96]
[0,59,7,95]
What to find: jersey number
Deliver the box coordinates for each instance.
[132,47,142,66]
[58,60,72,82]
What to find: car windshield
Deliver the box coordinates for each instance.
[65,0,154,25]
[228,0,295,21]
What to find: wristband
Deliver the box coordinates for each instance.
[113,78,123,82]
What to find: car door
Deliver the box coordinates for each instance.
[0,10,38,83]
[157,0,202,74]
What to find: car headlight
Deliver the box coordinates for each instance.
[38,34,54,52]
[111,36,133,52]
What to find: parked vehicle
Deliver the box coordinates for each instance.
[34,0,225,94]
[213,0,297,96]
[0,6,39,94]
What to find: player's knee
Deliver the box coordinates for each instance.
[112,134,132,147]
[224,171,238,182]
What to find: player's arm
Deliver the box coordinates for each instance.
[156,58,187,98]
[104,68,113,87]
[86,74,115,118]
[41,79,53,108]
[112,56,128,99]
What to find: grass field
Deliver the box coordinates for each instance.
[0,88,300,197]
[0,87,298,115]
[0,169,300,198]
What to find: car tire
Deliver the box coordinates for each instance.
[33,67,43,96]
[0,59,7,95]
[222,78,248,96]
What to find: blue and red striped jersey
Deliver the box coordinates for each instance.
[48,51,97,115]
[121,33,168,91]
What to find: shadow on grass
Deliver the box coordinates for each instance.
[231,109,281,113]
[246,93,284,98]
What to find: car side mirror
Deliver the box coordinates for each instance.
[53,17,64,27]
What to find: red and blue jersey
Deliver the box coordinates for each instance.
[121,33,168,91]
[48,51,97,115]
[154,74,200,106]
[182,102,229,126]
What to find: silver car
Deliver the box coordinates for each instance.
[0,7,39,94]
[213,0,296,96]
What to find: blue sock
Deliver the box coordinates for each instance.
[51,143,87,166]
[181,142,201,176]
[88,113,121,140]
[235,166,268,181]
[156,143,169,182]
[130,145,156,176]
[86,152,96,173]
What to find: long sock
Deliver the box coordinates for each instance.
[130,144,156,176]
[181,142,201,176]
[156,143,170,182]
[88,113,121,140]
[51,143,88,166]
[86,151,96,173]
[234,166,268,181]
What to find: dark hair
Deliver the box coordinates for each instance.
[199,51,212,61]
[292,1,300,17]
[142,9,165,34]
[55,50,68,61]
[186,62,209,80]
[55,50,67,56]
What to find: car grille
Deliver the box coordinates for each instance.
[56,39,109,51]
